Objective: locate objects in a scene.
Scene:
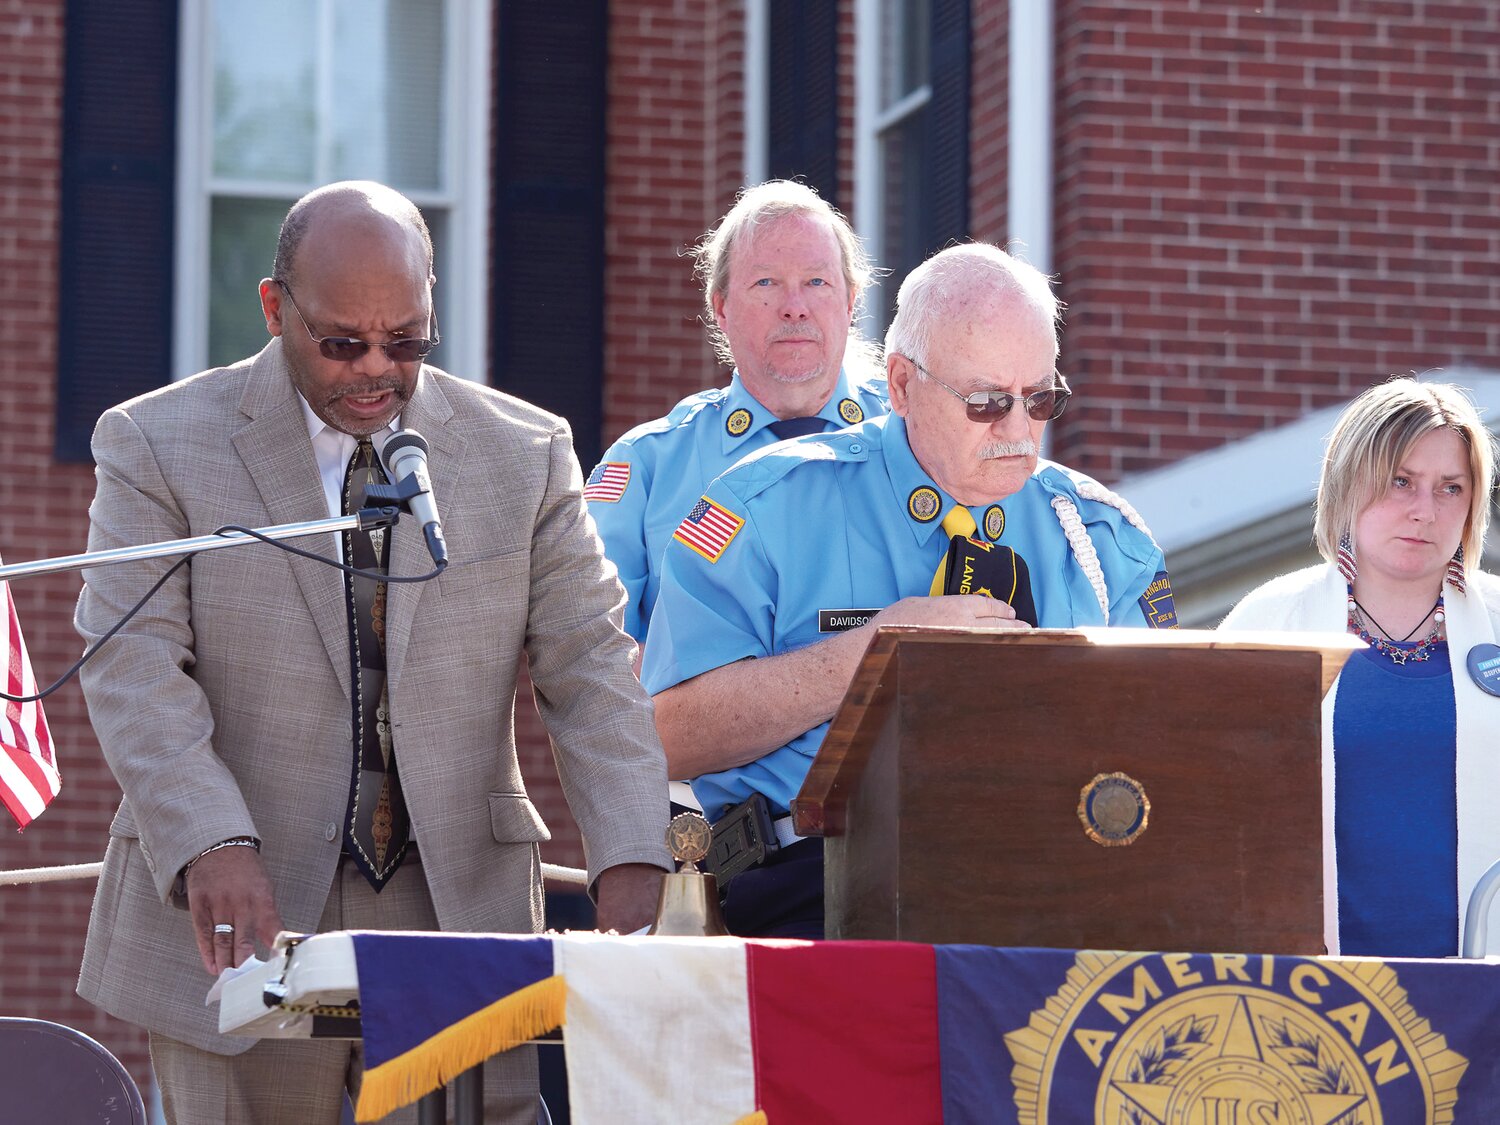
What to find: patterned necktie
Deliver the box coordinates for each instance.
[341,438,410,890]
[767,416,826,440]
[930,505,980,595]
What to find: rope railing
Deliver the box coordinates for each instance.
[0,859,589,888]
[0,861,102,886]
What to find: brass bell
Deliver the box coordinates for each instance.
[649,812,729,937]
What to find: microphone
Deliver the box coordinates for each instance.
[942,536,1037,626]
[380,430,448,566]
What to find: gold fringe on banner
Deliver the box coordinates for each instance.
[355,974,567,1122]
[733,1113,769,1125]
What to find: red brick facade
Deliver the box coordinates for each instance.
[1049,0,1500,478]
[3,0,1498,1099]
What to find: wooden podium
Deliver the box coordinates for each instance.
[791,627,1360,954]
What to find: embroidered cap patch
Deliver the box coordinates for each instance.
[1138,570,1179,629]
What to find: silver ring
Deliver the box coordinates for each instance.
[212,923,234,936]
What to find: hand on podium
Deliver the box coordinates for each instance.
[870,593,1031,632]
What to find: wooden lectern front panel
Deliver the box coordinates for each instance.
[827,639,1325,954]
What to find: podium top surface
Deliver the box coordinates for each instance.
[791,626,1361,836]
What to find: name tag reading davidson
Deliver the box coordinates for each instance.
[819,609,881,633]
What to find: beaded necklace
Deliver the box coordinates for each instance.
[1345,584,1446,666]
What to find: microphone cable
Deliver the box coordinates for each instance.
[0,519,446,705]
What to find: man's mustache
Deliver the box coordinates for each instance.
[328,379,410,401]
[978,440,1038,460]
[768,325,824,344]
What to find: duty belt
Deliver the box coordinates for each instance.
[703,793,803,887]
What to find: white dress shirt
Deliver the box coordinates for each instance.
[298,398,400,558]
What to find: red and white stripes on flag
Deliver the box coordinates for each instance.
[0,572,57,829]
[583,461,631,503]
[672,497,745,563]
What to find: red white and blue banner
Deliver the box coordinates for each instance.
[350,932,1494,1123]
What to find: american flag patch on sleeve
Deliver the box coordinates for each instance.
[672,497,745,563]
[583,461,631,503]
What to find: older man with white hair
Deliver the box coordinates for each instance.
[641,242,1176,938]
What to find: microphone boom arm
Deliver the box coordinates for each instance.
[0,509,401,583]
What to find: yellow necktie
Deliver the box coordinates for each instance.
[930,505,979,595]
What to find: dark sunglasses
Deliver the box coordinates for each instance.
[278,281,439,363]
[911,359,1072,423]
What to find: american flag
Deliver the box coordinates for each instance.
[583,461,631,503]
[672,497,745,563]
[0,571,57,830]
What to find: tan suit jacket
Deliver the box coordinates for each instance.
[75,340,671,1051]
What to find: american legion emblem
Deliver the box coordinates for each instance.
[1004,951,1468,1124]
[725,408,752,437]
[838,397,864,424]
[909,486,941,523]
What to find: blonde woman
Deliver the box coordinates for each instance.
[1221,378,1500,957]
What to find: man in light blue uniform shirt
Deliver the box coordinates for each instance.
[642,243,1176,938]
[585,181,888,642]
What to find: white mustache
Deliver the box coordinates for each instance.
[978,440,1038,460]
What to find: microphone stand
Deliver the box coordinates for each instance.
[0,508,402,582]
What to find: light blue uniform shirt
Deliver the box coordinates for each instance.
[641,413,1174,821]
[585,367,888,640]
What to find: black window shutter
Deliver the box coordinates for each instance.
[925,0,971,251]
[55,0,178,463]
[492,3,607,462]
[767,0,839,209]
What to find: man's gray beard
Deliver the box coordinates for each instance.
[766,362,828,385]
[978,439,1038,460]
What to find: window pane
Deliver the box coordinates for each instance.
[212,2,316,182]
[204,0,452,368]
[880,0,930,107]
[208,197,289,370]
[330,0,446,191]
[878,108,929,328]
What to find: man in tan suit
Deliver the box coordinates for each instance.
[74,182,671,1123]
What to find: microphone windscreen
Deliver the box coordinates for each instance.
[381,429,430,475]
[942,537,1038,626]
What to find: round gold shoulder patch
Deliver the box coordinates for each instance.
[908,486,941,523]
[838,398,864,424]
[725,408,752,437]
[1078,771,1149,847]
[983,504,1005,541]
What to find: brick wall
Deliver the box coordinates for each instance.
[0,0,153,1093]
[970,0,1010,242]
[601,0,731,445]
[836,0,857,222]
[1050,0,1500,481]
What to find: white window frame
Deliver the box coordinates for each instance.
[744,0,770,186]
[854,0,932,327]
[173,0,492,384]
